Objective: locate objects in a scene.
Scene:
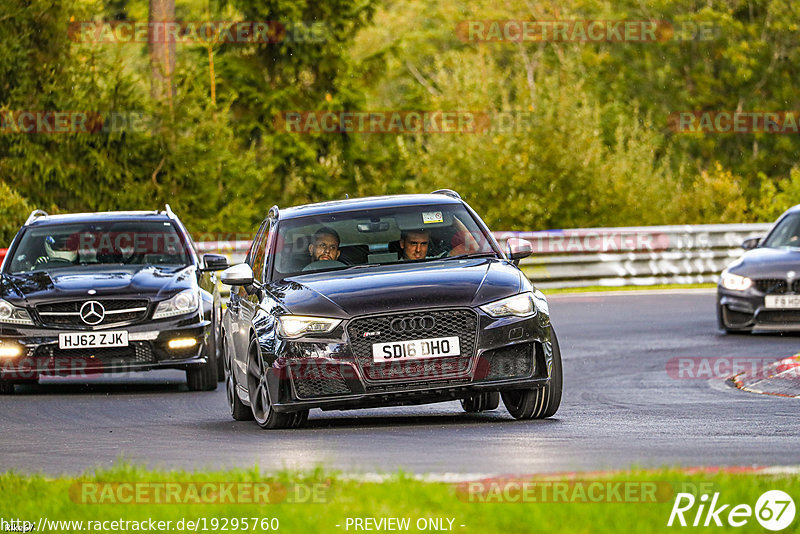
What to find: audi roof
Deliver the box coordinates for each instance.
[277,193,465,220]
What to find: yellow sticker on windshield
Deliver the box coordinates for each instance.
[422,211,444,224]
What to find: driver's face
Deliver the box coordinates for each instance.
[400,232,429,260]
[309,234,340,261]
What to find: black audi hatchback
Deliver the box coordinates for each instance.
[0,207,228,393]
[221,191,562,429]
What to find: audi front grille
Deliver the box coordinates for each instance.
[346,309,478,384]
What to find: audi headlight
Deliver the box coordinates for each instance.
[153,289,200,319]
[480,292,537,318]
[0,299,34,325]
[532,289,549,316]
[277,316,342,339]
[720,270,752,291]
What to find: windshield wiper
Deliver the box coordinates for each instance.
[441,252,498,261]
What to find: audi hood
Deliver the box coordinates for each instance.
[276,258,526,317]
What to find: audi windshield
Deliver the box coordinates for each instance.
[271,204,498,278]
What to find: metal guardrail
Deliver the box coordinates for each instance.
[494,224,772,289]
[196,223,773,290]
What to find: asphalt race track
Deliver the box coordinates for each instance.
[2,290,799,476]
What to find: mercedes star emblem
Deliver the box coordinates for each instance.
[79,301,105,325]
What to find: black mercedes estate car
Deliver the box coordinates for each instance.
[0,207,228,393]
[718,204,800,332]
[221,191,562,429]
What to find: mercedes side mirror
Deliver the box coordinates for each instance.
[202,254,229,271]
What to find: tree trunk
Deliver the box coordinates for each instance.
[148,0,176,106]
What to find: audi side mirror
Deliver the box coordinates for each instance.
[506,238,533,263]
[220,264,254,286]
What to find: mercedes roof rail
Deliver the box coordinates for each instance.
[24,210,49,226]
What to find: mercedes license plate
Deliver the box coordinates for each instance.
[58,331,129,350]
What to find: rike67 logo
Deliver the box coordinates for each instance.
[668,490,795,530]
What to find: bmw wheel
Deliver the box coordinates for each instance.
[502,327,562,420]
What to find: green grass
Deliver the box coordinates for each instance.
[543,283,717,294]
[1,464,798,533]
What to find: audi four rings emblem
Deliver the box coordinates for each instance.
[80,301,105,325]
[390,315,436,332]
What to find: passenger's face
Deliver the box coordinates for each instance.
[400,232,429,260]
[309,234,340,261]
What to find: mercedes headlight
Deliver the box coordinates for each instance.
[153,289,200,319]
[0,299,34,325]
[480,292,537,318]
[720,270,752,291]
[277,316,342,339]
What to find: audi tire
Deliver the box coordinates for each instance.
[502,327,563,420]
[223,333,253,421]
[247,338,306,429]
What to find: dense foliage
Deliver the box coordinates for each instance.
[2,0,799,243]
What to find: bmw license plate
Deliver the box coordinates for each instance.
[372,336,460,363]
[764,295,800,309]
[58,331,129,350]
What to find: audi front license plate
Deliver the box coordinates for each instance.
[58,331,129,350]
[372,336,460,363]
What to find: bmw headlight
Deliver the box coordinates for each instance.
[277,316,342,339]
[0,299,34,325]
[153,289,200,319]
[480,292,537,318]
[720,270,752,291]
